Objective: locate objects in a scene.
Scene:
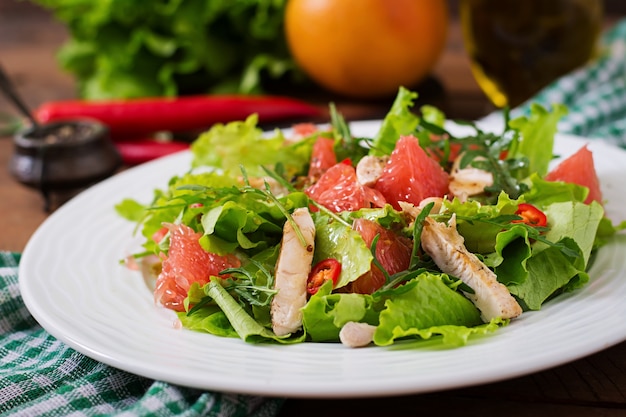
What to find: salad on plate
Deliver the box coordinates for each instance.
[116,87,619,349]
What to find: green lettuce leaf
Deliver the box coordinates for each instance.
[522,174,588,207]
[345,204,408,230]
[507,238,589,310]
[114,198,146,222]
[369,87,420,156]
[201,200,282,254]
[199,191,308,255]
[178,306,239,339]
[373,273,499,347]
[540,201,604,267]
[444,193,520,254]
[34,0,297,98]
[494,200,602,310]
[199,278,305,344]
[508,103,568,177]
[191,115,313,178]
[488,225,533,287]
[312,214,373,289]
[420,104,446,127]
[301,281,379,342]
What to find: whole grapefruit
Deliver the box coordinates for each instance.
[284,0,449,98]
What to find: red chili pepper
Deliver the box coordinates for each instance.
[307,258,342,295]
[34,94,322,136]
[513,203,547,227]
[115,139,190,165]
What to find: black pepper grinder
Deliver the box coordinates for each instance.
[0,64,121,211]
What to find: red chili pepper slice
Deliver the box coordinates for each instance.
[34,94,322,136]
[307,258,342,295]
[513,203,547,227]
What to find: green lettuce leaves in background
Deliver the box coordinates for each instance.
[33,0,301,99]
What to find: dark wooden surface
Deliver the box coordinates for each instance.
[1,2,625,416]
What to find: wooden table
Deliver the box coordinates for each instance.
[1,2,624,416]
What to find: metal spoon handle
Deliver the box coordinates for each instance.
[0,63,40,129]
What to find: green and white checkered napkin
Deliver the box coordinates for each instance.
[510,18,626,147]
[0,252,284,416]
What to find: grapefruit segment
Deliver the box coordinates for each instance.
[374,135,450,209]
[545,145,603,205]
[154,223,241,312]
[305,162,386,212]
[347,218,413,294]
[308,137,337,179]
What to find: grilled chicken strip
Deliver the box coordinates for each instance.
[271,207,316,336]
[421,215,522,321]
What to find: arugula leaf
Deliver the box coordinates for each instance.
[329,102,369,164]
[126,171,239,254]
[420,118,530,201]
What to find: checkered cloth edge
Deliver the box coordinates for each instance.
[0,251,284,417]
[511,18,626,148]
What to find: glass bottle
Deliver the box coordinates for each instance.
[460,0,603,108]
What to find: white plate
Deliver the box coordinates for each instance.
[19,120,626,398]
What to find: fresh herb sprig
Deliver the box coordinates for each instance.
[220,258,278,308]
[329,102,370,164]
[417,111,530,203]
[186,258,278,316]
